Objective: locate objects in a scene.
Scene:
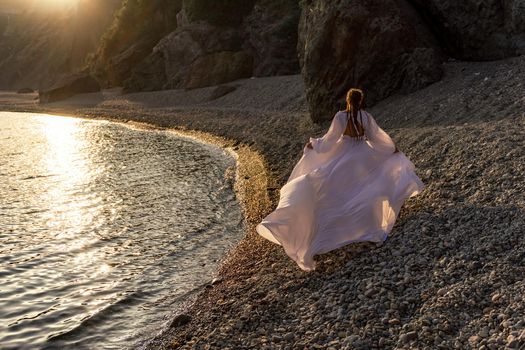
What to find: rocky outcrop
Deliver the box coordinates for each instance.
[299,0,444,122]
[123,1,302,92]
[39,74,100,103]
[410,0,525,60]
[299,0,525,122]
[90,0,183,87]
[124,21,252,91]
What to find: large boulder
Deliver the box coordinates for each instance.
[39,73,100,103]
[411,0,525,60]
[242,0,301,76]
[298,0,444,122]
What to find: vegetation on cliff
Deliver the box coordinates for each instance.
[90,0,182,86]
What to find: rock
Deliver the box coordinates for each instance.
[491,293,502,303]
[242,0,301,76]
[410,0,525,59]
[208,84,238,101]
[507,335,519,348]
[284,332,294,341]
[39,73,100,103]
[185,51,253,89]
[399,331,417,343]
[364,288,378,298]
[17,88,34,94]
[437,288,447,297]
[272,335,283,342]
[469,335,481,344]
[124,1,301,92]
[107,40,156,86]
[183,0,256,27]
[170,314,192,328]
[388,318,401,326]
[298,0,444,122]
[123,50,167,92]
[211,277,223,285]
[125,22,249,91]
[479,327,490,338]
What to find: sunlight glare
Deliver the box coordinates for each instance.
[40,0,80,10]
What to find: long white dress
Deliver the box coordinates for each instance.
[256,110,424,271]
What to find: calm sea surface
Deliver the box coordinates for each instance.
[0,112,244,349]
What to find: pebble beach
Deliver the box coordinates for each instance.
[1,56,524,349]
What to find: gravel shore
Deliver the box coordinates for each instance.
[2,57,524,349]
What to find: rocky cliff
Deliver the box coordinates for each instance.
[93,0,301,92]
[0,0,121,90]
[299,0,525,122]
[2,0,523,121]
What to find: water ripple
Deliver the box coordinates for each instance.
[0,112,244,350]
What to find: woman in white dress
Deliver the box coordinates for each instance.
[256,88,424,271]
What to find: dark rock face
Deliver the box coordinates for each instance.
[183,0,256,27]
[107,40,155,86]
[242,0,301,76]
[124,21,251,91]
[185,51,253,89]
[123,1,301,92]
[299,0,525,122]
[39,74,100,103]
[299,0,444,122]
[122,51,167,92]
[410,0,525,60]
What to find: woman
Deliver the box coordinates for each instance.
[256,88,424,271]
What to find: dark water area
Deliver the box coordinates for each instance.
[0,112,244,349]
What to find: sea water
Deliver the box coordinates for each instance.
[0,112,243,349]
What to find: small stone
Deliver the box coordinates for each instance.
[170,314,192,328]
[479,327,490,338]
[284,333,294,342]
[491,293,502,303]
[437,288,447,297]
[364,288,377,297]
[506,335,518,348]
[389,318,401,326]
[468,335,481,344]
[379,337,386,347]
[399,331,417,343]
[272,335,283,342]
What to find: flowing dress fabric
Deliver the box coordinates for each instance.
[256,111,424,271]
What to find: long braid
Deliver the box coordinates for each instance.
[347,88,364,139]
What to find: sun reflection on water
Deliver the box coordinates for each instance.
[35,115,106,272]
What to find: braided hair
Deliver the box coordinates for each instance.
[346,88,365,140]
